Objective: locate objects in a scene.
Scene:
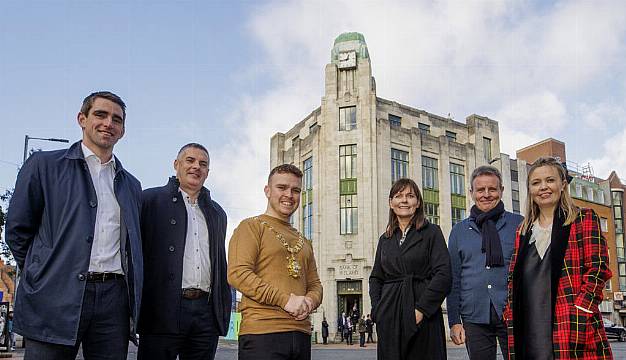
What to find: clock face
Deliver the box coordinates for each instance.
[338,51,357,69]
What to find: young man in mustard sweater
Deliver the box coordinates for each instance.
[228,164,323,360]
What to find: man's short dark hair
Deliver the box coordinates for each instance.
[80,91,127,120]
[177,143,209,159]
[470,165,503,190]
[268,164,303,183]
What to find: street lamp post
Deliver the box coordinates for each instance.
[22,135,70,164]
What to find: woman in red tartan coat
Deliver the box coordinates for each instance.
[503,157,613,360]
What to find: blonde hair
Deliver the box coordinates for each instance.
[519,157,578,234]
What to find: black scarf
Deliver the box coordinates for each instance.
[470,200,505,267]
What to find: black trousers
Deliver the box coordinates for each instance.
[366,331,374,343]
[138,294,219,360]
[238,331,310,360]
[359,332,365,347]
[464,305,508,360]
[24,278,130,360]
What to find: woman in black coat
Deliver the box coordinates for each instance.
[369,178,452,360]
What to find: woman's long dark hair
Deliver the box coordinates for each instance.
[384,178,426,238]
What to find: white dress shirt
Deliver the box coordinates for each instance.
[82,143,123,274]
[180,189,212,292]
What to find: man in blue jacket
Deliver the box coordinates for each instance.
[446,166,522,360]
[138,143,231,360]
[6,91,143,360]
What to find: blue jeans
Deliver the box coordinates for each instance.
[25,278,130,360]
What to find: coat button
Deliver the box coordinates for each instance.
[172,197,178,202]
[170,218,176,225]
[86,235,93,243]
[78,274,86,281]
[89,201,97,208]
[169,245,175,252]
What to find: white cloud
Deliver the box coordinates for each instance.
[577,102,626,130]
[211,0,626,239]
[585,128,626,179]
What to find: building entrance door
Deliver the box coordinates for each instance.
[336,280,362,342]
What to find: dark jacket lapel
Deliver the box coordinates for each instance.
[549,208,571,318]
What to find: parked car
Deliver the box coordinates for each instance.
[603,318,626,342]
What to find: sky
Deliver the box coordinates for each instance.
[1,0,626,240]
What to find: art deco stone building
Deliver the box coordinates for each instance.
[270,32,527,340]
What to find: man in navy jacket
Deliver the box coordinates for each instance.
[6,91,143,359]
[446,166,523,360]
[138,143,231,360]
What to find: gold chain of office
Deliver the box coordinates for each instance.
[255,216,305,279]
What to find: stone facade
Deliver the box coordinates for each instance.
[270,32,527,341]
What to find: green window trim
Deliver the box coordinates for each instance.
[301,189,313,205]
[423,189,439,204]
[340,178,358,195]
[451,194,466,209]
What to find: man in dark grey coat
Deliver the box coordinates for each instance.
[6,91,143,360]
[138,143,231,360]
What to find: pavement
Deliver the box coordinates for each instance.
[2,339,625,359]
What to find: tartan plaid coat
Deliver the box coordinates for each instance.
[503,208,613,359]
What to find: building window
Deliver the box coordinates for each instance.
[512,187,520,214]
[600,217,608,233]
[340,145,357,180]
[616,233,624,262]
[340,194,358,234]
[449,163,465,196]
[422,156,438,190]
[340,145,357,234]
[425,203,439,225]
[451,207,465,226]
[339,106,357,131]
[575,183,583,198]
[446,131,457,142]
[302,157,313,240]
[418,122,430,135]
[391,149,409,184]
[389,114,401,127]
[511,169,518,183]
[613,191,623,205]
[483,137,492,162]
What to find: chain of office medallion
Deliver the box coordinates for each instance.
[254,216,305,254]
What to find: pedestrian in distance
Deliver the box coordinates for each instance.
[350,303,360,325]
[6,91,143,360]
[370,178,452,360]
[446,165,522,360]
[228,164,323,360]
[365,314,374,343]
[337,312,345,343]
[357,316,366,347]
[137,143,231,360]
[344,317,353,346]
[504,157,613,359]
[321,318,329,345]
